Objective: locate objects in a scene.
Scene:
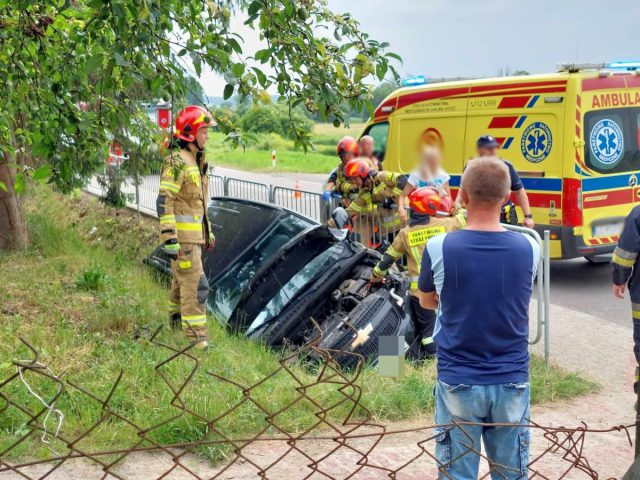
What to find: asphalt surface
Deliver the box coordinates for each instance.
[545,257,630,327]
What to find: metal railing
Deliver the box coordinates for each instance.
[86,169,328,222]
[503,225,551,364]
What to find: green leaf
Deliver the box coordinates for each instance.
[0,181,7,193]
[13,173,25,194]
[232,63,245,77]
[223,84,234,100]
[33,165,52,182]
[252,67,267,87]
[247,1,262,16]
[385,52,403,63]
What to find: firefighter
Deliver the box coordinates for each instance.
[157,105,215,349]
[612,205,640,364]
[359,135,383,170]
[322,136,360,203]
[328,158,406,247]
[370,187,466,360]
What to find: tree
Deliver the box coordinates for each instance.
[0,0,399,250]
[240,103,313,140]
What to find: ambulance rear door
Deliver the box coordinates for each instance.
[580,77,640,249]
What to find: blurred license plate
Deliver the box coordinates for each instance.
[593,222,623,237]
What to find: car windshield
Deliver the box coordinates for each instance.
[207,213,314,324]
[245,243,346,336]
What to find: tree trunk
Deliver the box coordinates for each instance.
[0,156,29,250]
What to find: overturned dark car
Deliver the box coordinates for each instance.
[146,198,413,367]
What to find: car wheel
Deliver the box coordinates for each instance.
[584,254,612,264]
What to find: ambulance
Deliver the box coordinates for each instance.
[362,62,640,260]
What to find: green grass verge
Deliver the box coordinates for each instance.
[0,186,599,462]
[206,123,365,174]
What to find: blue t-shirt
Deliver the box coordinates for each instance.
[418,230,540,385]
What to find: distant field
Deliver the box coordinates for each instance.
[206,123,365,174]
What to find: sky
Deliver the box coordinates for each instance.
[199,0,640,96]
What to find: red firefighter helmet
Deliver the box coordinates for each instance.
[174,105,216,142]
[337,136,360,158]
[344,158,372,178]
[408,187,443,215]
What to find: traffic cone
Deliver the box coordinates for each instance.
[293,180,303,199]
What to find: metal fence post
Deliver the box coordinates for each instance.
[135,169,140,214]
[543,229,551,365]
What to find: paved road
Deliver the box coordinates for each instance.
[546,257,630,327]
[212,166,326,193]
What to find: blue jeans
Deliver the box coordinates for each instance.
[434,380,530,479]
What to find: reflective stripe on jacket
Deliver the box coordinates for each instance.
[372,211,467,295]
[157,149,211,245]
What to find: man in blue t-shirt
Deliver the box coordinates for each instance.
[418,156,540,479]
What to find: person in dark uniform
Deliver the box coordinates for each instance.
[612,205,640,363]
[455,135,534,228]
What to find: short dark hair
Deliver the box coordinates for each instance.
[461,157,510,205]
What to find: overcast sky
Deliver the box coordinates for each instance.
[199,0,640,95]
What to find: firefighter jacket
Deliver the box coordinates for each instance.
[613,205,640,305]
[347,171,408,216]
[157,148,212,245]
[372,210,467,295]
[328,163,359,196]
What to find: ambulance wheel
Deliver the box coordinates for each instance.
[584,254,612,264]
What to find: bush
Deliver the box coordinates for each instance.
[252,132,293,151]
[240,103,313,141]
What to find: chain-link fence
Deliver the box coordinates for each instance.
[0,334,633,479]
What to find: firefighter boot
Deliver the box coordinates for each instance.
[170,313,181,330]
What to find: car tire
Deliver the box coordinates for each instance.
[584,254,612,264]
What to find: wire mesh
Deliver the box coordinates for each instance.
[0,334,633,479]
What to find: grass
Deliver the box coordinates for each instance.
[0,185,599,462]
[206,123,365,174]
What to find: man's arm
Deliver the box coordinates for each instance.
[515,188,534,228]
[418,290,439,310]
[612,207,640,297]
[418,243,439,309]
[505,161,534,228]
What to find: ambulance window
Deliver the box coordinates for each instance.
[362,122,389,162]
[584,108,640,174]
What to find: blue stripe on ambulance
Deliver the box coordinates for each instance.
[582,174,638,192]
[527,95,540,108]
